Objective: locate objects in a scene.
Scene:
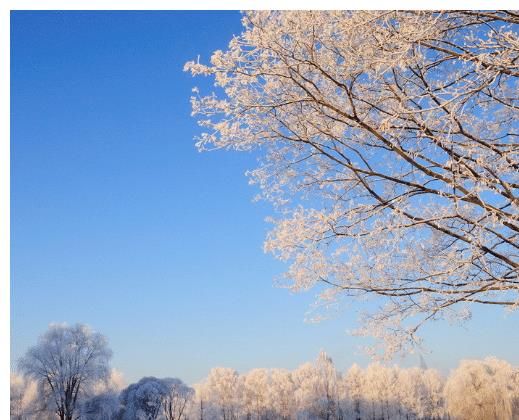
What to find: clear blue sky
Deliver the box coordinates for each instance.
[11,11,519,385]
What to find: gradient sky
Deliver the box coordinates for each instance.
[11,11,519,385]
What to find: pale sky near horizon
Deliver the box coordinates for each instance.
[11,10,519,385]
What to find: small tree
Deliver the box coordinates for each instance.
[19,323,112,420]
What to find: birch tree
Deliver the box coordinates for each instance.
[186,10,519,357]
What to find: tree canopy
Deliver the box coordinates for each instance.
[186,10,519,357]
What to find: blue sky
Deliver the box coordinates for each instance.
[11,11,519,385]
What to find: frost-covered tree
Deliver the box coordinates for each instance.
[241,368,270,419]
[161,378,194,420]
[339,362,447,420]
[202,368,242,420]
[421,368,446,419]
[118,376,165,420]
[268,369,297,419]
[187,381,220,420]
[313,351,341,419]
[444,357,519,420]
[118,376,191,420]
[80,369,125,420]
[342,364,365,420]
[363,363,401,420]
[10,372,37,419]
[18,323,112,420]
[291,352,342,419]
[292,362,319,418]
[397,367,445,419]
[80,392,120,420]
[186,10,519,357]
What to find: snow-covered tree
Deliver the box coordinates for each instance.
[268,368,297,419]
[397,367,444,419]
[342,364,365,420]
[161,378,194,420]
[241,368,270,419]
[292,362,319,418]
[80,392,120,420]
[118,376,191,420]
[363,363,400,420]
[80,369,125,420]
[187,381,221,420]
[18,323,112,420]
[186,10,519,358]
[291,352,341,419]
[421,368,446,419]
[313,351,341,419]
[445,357,519,420]
[203,367,242,420]
[10,372,38,419]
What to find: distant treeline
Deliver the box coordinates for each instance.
[12,348,519,419]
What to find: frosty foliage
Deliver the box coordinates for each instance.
[10,372,38,419]
[161,378,194,420]
[81,392,121,420]
[444,357,519,420]
[198,367,242,420]
[80,369,126,420]
[118,377,168,420]
[185,351,519,420]
[186,10,519,358]
[118,376,194,420]
[12,348,519,419]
